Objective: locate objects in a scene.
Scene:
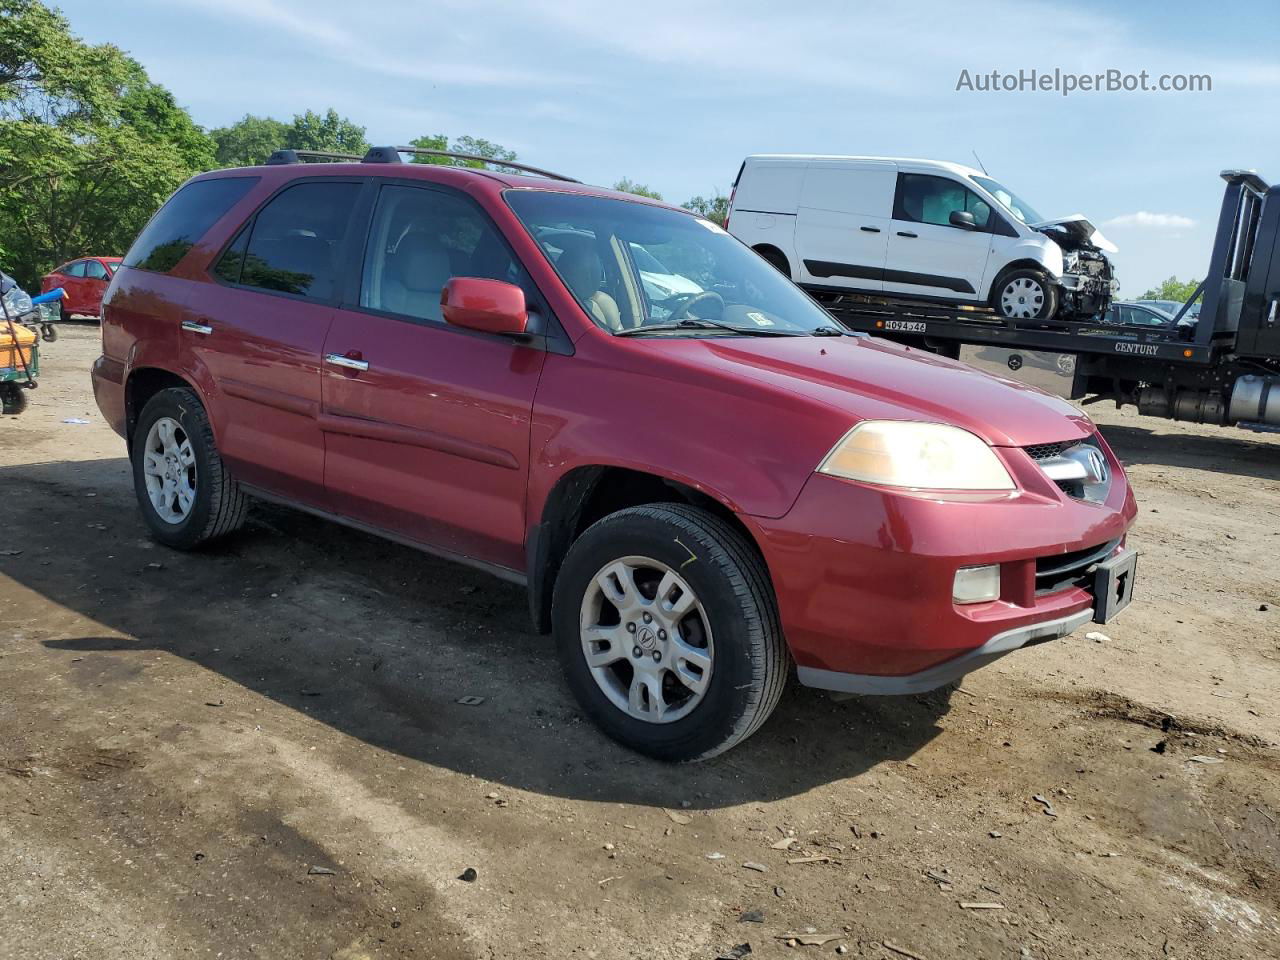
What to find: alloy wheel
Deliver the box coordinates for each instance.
[142,416,197,524]
[579,556,714,724]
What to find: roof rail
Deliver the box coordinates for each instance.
[360,145,579,182]
[265,148,364,165]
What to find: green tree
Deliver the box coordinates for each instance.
[210,114,288,167]
[683,192,729,226]
[408,133,517,169]
[0,1,213,288]
[1140,276,1202,303]
[285,108,367,156]
[613,177,663,200]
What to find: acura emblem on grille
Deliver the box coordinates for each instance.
[1063,445,1109,485]
[1036,442,1111,496]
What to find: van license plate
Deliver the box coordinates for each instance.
[1092,549,1136,623]
[884,320,926,333]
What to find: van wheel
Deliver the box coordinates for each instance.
[130,387,248,549]
[754,246,791,278]
[552,503,788,762]
[993,268,1057,321]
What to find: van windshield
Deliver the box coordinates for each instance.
[971,176,1045,225]
[506,190,843,336]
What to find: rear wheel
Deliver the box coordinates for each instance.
[993,268,1057,321]
[130,387,247,549]
[553,503,788,762]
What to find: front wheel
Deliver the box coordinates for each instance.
[130,387,248,549]
[993,268,1058,321]
[552,503,789,762]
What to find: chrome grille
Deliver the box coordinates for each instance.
[1025,435,1111,502]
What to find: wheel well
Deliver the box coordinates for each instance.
[752,244,790,276]
[125,368,194,447]
[526,466,764,633]
[988,259,1054,299]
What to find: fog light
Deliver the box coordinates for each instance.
[953,564,1000,604]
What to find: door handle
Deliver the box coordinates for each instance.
[325,353,369,372]
[181,320,213,335]
[860,226,881,233]
[896,231,918,238]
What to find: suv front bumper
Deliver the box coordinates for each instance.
[797,607,1094,695]
[746,445,1137,694]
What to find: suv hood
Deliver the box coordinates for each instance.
[1030,215,1118,254]
[669,334,1094,448]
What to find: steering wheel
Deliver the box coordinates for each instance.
[666,290,725,322]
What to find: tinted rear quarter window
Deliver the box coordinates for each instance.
[220,181,361,300]
[123,177,258,273]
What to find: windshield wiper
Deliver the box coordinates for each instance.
[810,325,847,336]
[615,318,803,337]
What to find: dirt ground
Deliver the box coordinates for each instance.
[2,326,1277,960]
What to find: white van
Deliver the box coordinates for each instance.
[726,155,1117,321]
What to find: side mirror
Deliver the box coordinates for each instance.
[441,277,528,336]
[949,210,977,230]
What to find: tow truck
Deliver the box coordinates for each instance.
[815,170,1280,432]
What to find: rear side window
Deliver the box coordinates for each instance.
[225,181,361,300]
[123,177,257,273]
[64,261,87,277]
[894,174,992,229]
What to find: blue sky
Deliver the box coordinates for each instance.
[62,0,1280,296]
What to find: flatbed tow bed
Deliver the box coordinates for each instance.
[815,170,1280,432]
[811,289,1213,365]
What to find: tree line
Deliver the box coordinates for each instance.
[0,1,727,291]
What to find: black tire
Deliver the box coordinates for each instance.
[1,383,27,415]
[552,503,788,762]
[991,267,1058,321]
[130,386,248,549]
[754,245,791,278]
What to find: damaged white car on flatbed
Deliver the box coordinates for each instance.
[726,154,1118,322]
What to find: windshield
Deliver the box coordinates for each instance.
[971,176,1045,225]
[507,191,842,336]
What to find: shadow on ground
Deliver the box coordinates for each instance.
[1098,422,1280,482]
[6,456,956,812]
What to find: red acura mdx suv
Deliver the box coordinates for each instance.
[92,148,1137,760]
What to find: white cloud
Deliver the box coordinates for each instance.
[157,0,581,88]
[1102,211,1197,230]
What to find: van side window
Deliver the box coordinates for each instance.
[359,184,526,323]
[894,174,991,230]
[237,182,361,300]
[123,177,258,273]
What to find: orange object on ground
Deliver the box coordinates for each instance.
[0,320,36,373]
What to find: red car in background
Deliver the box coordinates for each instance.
[41,256,121,318]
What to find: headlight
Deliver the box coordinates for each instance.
[817,421,1015,491]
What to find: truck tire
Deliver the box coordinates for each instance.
[552,503,788,762]
[130,386,248,550]
[992,268,1058,321]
